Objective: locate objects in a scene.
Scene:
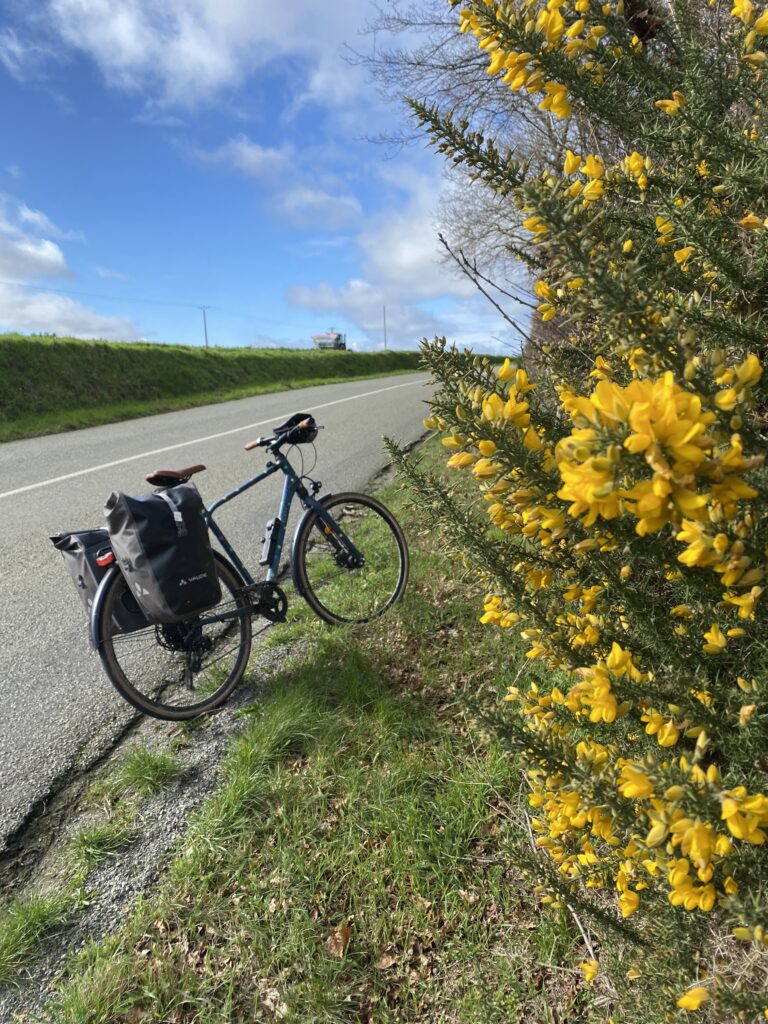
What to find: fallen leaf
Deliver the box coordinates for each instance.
[116,1010,147,1024]
[324,923,353,958]
[374,950,398,970]
[261,988,289,1018]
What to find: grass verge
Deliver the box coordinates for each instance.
[97,743,183,802]
[0,335,422,441]
[0,741,183,986]
[65,819,136,876]
[33,439,599,1023]
[0,892,75,986]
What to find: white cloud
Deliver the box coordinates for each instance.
[287,165,530,353]
[358,168,475,301]
[279,186,362,230]
[289,276,516,353]
[197,134,363,231]
[0,280,142,339]
[132,107,185,127]
[0,196,142,338]
[17,202,84,240]
[290,278,438,349]
[201,136,292,180]
[0,195,79,279]
[288,48,364,115]
[286,164,486,349]
[42,0,368,110]
[95,266,131,281]
[0,226,69,281]
[0,0,512,351]
[293,235,353,254]
[0,26,52,81]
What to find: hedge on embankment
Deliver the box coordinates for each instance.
[0,334,422,440]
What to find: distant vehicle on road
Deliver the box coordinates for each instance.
[312,330,347,351]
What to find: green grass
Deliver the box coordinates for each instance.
[0,747,181,984]
[0,891,74,985]
[34,440,599,1023]
[65,818,135,875]
[108,745,183,798]
[0,334,422,441]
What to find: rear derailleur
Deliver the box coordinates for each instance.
[156,621,212,674]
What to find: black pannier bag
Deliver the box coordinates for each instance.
[104,483,221,624]
[50,528,148,633]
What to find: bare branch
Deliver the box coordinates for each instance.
[438,233,533,346]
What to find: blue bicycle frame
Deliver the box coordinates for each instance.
[89,444,372,650]
[203,447,362,590]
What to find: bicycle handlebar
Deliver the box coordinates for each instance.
[243,437,268,451]
[244,417,315,452]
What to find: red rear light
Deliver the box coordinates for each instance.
[96,550,116,567]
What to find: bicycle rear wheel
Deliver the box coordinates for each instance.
[95,553,253,720]
[292,491,408,625]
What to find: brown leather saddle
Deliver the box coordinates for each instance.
[145,464,206,488]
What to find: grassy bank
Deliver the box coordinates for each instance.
[3,439,601,1023]
[0,335,422,442]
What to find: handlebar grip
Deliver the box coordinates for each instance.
[284,419,311,443]
[244,418,313,452]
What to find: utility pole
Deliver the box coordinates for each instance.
[198,305,210,348]
[382,304,387,351]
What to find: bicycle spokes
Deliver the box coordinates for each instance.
[295,495,408,625]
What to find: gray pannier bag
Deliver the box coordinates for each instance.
[104,483,221,624]
[50,528,148,633]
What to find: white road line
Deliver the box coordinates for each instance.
[0,377,430,501]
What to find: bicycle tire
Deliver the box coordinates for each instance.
[292,491,408,625]
[95,552,253,720]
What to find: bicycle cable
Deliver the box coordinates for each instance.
[290,443,319,485]
[303,443,318,481]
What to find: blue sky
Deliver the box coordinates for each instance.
[0,0,524,353]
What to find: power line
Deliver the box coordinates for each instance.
[0,278,353,333]
[0,277,520,349]
[0,278,200,310]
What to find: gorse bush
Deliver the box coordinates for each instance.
[397,0,768,1017]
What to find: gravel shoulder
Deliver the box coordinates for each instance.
[0,628,301,1022]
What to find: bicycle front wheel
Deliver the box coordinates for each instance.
[95,553,253,720]
[292,492,408,625]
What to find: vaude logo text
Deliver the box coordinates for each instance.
[178,573,208,586]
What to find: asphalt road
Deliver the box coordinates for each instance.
[0,372,431,852]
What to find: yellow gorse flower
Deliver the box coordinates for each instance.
[579,959,599,982]
[674,245,695,265]
[703,623,727,653]
[583,154,605,179]
[440,8,768,1005]
[564,149,582,174]
[582,178,604,202]
[655,90,686,115]
[539,81,571,119]
[738,212,765,229]
[676,986,710,1011]
[731,0,755,24]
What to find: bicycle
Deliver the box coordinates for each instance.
[90,414,409,721]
